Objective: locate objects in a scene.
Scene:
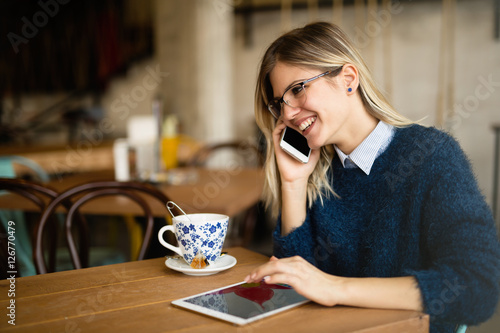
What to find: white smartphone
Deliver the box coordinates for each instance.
[279,127,311,163]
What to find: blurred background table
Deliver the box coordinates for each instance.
[0,168,264,218]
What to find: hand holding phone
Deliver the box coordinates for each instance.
[279,127,311,163]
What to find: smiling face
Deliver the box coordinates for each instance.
[268,61,377,154]
[268,62,348,150]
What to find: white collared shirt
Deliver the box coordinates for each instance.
[334,121,395,175]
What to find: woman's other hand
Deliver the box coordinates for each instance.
[244,256,424,312]
[244,256,343,307]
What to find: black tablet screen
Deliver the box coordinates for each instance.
[183,281,308,320]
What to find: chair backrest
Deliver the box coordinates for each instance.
[0,178,58,207]
[0,178,60,277]
[0,155,50,182]
[35,181,171,274]
[188,140,264,168]
[188,141,264,248]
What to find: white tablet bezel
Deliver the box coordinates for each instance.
[171,281,309,326]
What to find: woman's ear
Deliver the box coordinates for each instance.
[341,64,359,94]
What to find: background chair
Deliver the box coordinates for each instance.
[0,155,50,183]
[188,140,267,250]
[35,181,171,274]
[188,140,264,168]
[0,178,60,277]
[0,155,53,277]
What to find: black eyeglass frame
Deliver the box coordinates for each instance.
[267,70,332,119]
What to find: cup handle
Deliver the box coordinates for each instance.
[158,225,182,257]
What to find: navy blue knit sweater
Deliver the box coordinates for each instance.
[273,125,500,333]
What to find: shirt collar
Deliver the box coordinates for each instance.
[334,121,394,175]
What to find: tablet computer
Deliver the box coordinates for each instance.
[171,281,309,325]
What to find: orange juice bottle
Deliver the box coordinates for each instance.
[161,114,179,170]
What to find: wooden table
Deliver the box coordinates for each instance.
[0,247,429,332]
[0,168,264,218]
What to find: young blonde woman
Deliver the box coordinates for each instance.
[244,22,500,333]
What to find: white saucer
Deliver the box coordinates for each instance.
[165,255,237,276]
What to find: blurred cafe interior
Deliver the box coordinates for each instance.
[0,0,499,291]
[0,0,499,331]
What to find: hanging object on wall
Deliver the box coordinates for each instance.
[281,0,293,33]
[308,0,318,22]
[365,0,377,69]
[436,0,456,129]
[495,0,500,40]
[382,0,393,101]
[354,0,366,40]
[332,0,343,27]
[1,0,154,94]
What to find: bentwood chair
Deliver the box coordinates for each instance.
[0,156,54,277]
[188,140,264,168]
[0,178,61,277]
[188,140,265,247]
[35,181,171,274]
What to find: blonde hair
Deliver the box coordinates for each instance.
[255,22,414,217]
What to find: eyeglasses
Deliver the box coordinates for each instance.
[267,71,332,119]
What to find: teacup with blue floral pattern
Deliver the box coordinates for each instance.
[158,213,229,268]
